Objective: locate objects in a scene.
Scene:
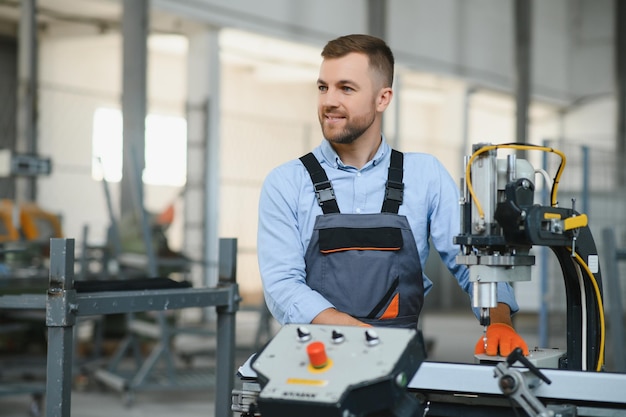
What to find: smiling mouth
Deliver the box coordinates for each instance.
[324,114,345,122]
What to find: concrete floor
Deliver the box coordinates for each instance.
[0,309,565,417]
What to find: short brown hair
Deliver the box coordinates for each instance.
[321,34,394,87]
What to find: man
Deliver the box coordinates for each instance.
[257,34,527,357]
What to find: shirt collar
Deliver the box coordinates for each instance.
[320,136,390,170]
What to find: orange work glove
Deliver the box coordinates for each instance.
[474,323,529,357]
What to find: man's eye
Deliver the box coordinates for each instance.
[318,85,328,92]
[342,86,354,92]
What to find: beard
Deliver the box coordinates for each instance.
[319,108,376,145]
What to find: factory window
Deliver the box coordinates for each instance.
[92,107,187,186]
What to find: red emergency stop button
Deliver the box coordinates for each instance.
[307,341,328,369]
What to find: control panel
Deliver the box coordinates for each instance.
[251,324,424,417]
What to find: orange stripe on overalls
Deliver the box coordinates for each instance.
[379,293,400,319]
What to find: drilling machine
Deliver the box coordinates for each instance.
[454,143,604,371]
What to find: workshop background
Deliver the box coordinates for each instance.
[0,0,625,416]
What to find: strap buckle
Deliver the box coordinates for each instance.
[385,180,404,202]
[314,181,336,206]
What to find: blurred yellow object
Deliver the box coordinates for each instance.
[0,199,63,243]
[0,199,20,242]
[19,202,63,241]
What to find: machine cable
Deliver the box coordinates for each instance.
[575,259,589,371]
[465,143,566,223]
[570,249,606,371]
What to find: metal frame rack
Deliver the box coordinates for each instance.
[0,237,240,417]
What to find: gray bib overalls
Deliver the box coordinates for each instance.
[300,150,425,329]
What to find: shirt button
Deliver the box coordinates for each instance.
[356,208,361,214]
[357,172,361,177]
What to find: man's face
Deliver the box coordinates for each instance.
[317,52,384,145]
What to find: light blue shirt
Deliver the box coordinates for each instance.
[258,138,518,325]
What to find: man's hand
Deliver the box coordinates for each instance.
[474,323,529,356]
[474,303,529,356]
[312,308,371,327]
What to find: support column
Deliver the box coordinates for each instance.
[616,0,626,186]
[514,0,532,158]
[16,0,38,201]
[367,0,388,133]
[121,0,149,217]
[367,0,387,40]
[184,27,221,295]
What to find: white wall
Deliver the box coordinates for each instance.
[38,34,121,245]
[218,62,319,300]
[37,32,187,247]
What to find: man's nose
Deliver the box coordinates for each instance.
[321,88,340,107]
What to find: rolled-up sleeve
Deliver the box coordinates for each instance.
[257,165,334,325]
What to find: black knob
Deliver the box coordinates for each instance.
[365,329,380,346]
[297,326,312,342]
[331,329,345,344]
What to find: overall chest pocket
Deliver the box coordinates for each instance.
[319,226,403,253]
[317,227,403,317]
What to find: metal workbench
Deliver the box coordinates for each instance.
[0,237,240,417]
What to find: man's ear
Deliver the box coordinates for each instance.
[376,87,393,112]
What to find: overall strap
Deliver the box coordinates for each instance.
[381,149,404,214]
[300,152,340,214]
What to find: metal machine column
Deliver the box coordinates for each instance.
[514,0,532,158]
[616,0,626,186]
